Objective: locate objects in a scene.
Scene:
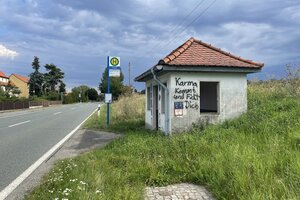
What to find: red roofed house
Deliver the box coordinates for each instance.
[0,71,9,91]
[9,73,30,98]
[135,37,264,134]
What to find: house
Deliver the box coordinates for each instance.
[0,71,9,92]
[135,37,264,134]
[9,73,30,98]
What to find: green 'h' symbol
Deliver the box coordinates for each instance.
[110,57,119,66]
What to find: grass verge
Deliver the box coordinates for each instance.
[26,86,300,200]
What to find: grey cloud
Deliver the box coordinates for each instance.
[0,0,299,90]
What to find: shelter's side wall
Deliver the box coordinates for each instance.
[169,72,247,133]
[221,73,247,119]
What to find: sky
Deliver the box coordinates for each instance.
[0,0,299,91]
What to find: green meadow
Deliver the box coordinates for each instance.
[26,80,300,200]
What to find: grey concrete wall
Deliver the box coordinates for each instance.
[169,72,247,133]
[144,72,247,134]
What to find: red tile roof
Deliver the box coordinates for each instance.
[0,71,9,78]
[160,37,264,68]
[11,73,29,83]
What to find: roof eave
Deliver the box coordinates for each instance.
[134,65,262,82]
[163,65,262,73]
[134,69,152,82]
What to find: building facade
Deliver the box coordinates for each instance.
[135,38,264,134]
[0,71,9,92]
[9,73,30,98]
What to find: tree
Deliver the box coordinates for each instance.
[29,56,44,96]
[86,88,98,101]
[44,64,65,93]
[0,88,6,101]
[72,85,90,102]
[59,82,66,93]
[0,81,21,100]
[121,85,133,96]
[99,67,124,99]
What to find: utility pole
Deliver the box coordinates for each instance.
[128,62,131,87]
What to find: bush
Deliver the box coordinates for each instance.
[45,91,60,101]
[63,93,76,104]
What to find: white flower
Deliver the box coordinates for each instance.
[63,188,72,196]
[95,189,102,194]
[79,181,87,185]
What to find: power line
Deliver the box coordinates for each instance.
[160,0,217,52]
[148,0,206,53]
[169,0,205,34]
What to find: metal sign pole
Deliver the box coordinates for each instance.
[107,56,110,126]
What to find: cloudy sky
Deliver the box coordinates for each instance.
[0,0,299,91]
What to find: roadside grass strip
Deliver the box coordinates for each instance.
[26,86,300,200]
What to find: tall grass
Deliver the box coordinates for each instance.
[83,93,145,133]
[113,94,145,120]
[27,81,300,200]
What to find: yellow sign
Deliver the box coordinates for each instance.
[109,56,120,67]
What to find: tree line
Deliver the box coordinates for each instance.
[29,56,65,100]
[29,56,99,103]
[64,85,98,104]
[1,55,137,103]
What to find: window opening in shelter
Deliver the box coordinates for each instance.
[200,82,218,113]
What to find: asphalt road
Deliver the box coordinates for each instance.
[0,103,97,191]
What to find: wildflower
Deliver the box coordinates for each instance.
[79,181,87,185]
[63,188,72,196]
[95,189,102,194]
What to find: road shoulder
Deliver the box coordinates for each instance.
[6,129,120,200]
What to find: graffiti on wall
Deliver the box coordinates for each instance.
[173,77,200,110]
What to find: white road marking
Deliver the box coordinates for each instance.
[53,112,62,115]
[8,120,31,128]
[0,108,97,200]
[71,108,76,110]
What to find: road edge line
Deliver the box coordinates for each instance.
[0,108,97,200]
